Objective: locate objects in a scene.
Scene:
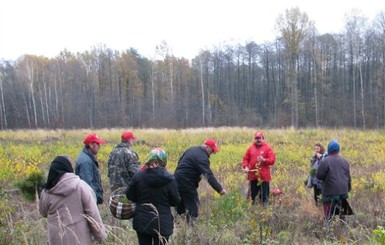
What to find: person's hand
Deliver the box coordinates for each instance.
[220,189,227,195]
[243,166,249,172]
[257,155,265,162]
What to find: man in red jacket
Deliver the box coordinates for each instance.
[242,132,276,207]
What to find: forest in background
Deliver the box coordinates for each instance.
[0,8,385,130]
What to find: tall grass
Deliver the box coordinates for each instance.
[1,128,385,244]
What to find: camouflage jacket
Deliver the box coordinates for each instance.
[108,142,140,192]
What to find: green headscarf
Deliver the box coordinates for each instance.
[145,148,167,166]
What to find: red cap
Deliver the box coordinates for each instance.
[254,132,264,139]
[204,139,219,153]
[121,131,137,141]
[84,133,106,145]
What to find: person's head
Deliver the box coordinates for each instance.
[84,133,106,155]
[145,148,167,167]
[203,139,219,155]
[254,132,264,146]
[327,140,340,155]
[121,131,137,145]
[314,143,325,154]
[45,155,74,190]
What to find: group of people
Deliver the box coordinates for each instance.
[38,130,352,244]
[306,141,352,226]
[38,131,228,245]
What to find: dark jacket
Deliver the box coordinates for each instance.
[75,148,104,204]
[316,154,351,196]
[126,167,180,236]
[174,145,223,193]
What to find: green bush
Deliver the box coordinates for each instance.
[15,171,45,201]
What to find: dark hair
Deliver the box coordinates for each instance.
[315,143,325,154]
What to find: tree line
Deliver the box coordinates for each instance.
[1,8,385,130]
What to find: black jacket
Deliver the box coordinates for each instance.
[126,167,180,236]
[174,146,223,193]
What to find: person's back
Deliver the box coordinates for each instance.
[126,148,180,245]
[39,156,107,245]
[175,145,212,189]
[108,131,140,191]
[317,154,350,196]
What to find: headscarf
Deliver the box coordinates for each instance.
[45,156,74,190]
[144,148,167,167]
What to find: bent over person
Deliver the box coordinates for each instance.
[175,139,227,224]
[39,155,107,245]
[242,131,276,207]
[108,131,140,192]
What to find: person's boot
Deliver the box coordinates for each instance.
[263,202,268,208]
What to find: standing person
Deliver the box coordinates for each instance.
[306,143,326,205]
[242,132,276,207]
[108,131,140,192]
[316,140,352,223]
[39,155,107,245]
[175,139,227,224]
[126,148,180,245]
[75,133,106,205]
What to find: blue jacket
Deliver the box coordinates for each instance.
[75,148,104,204]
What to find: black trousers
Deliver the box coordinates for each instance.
[250,180,270,205]
[137,232,169,245]
[313,186,322,205]
[177,189,199,224]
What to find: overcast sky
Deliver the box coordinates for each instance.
[1,0,384,61]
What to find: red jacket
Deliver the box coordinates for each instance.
[242,142,276,181]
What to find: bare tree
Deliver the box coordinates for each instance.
[276,7,313,127]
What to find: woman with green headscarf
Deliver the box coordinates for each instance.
[126,148,180,245]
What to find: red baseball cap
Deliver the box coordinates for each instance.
[84,133,106,145]
[204,139,219,153]
[254,132,264,139]
[121,131,137,141]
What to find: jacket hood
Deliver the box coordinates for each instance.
[144,167,174,188]
[47,173,80,196]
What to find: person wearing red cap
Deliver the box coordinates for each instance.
[174,139,227,224]
[242,131,276,207]
[75,133,106,204]
[107,131,140,192]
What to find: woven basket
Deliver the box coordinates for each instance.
[109,187,135,220]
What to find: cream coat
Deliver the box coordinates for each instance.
[39,173,107,245]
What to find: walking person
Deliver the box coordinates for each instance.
[316,140,352,226]
[174,139,227,224]
[108,131,140,192]
[75,133,106,204]
[126,148,180,245]
[39,155,107,245]
[306,143,326,205]
[242,132,276,207]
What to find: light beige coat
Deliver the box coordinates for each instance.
[39,173,107,245]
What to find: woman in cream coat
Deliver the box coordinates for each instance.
[39,155,107,245]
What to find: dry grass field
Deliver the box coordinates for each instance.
[1,128,385,244]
